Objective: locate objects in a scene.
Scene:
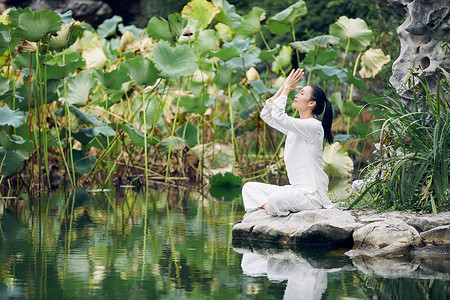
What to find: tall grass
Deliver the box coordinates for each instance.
[351,69,450,212]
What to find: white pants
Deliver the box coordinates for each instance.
[242,182,322,216]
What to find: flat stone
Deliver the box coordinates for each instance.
[232,209,359,247]
[420,225,450,246]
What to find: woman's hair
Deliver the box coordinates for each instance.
[310,85,334,145]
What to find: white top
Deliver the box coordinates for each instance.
[260,95,333,208]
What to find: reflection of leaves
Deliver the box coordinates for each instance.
[209,186,242,201]
[210,172,242,188]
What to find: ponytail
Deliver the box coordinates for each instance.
[310,86,334,145]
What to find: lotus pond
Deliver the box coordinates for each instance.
[1,187,448,299]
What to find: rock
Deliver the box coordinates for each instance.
[232,209,360,247]
[345,218,423,258]
[420,225,450,246]
[403,212,450,232]
[388,0,450,99]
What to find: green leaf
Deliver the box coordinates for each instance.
[179,94,209,115]
[208,46,240,61]
[235,7,265,38]
[350,121,371,138]
[160,136,186,153]
[343,101,363,119]
[225,48,261,73]
[0,132,33,152]
[119,124,159,148]
[97,15,122,39]
[0,75,12,98]
[194,29,218,56]
[215,22,233,42]
[0,106,26,128]
[121,55,159,86]
[0,148,27,178]
[330,92,343,111]
[62,71,94,107]
[334,134,351,142]
[182,0,221,27]
[323,142,353,178]
[209,185,242,201]
[259,44,280,61]
[15,10,62,42]
[72,126,116,145]
[69,149,95,176]
[303,49,338,65]
[176,122,199,147]
[44,52,86,80]
[209,172,242,187]
[94,68,132,90]
[290,35,339,53]
[150,40,198,79]
[146,17,172,42]
[347,71,366,89]
[266,0,307,34]
[212,0,241,28]
[69,105,102,126]
[249,80,268,95]
[7,7,33,29]
[312,65,347,82]
[329,16,372,52]
[168,13,187,41]
[359,48,391,78]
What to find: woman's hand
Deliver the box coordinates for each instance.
[282,69,304,94]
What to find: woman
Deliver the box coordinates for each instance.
[242,69,334,216]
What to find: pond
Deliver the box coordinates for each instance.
[0,187,448,299]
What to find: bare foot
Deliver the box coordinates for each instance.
[261,203,269,215]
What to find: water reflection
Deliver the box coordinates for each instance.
[0,187,449,299]
[236,248,329,299]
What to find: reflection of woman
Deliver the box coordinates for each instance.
[242,69,334,216]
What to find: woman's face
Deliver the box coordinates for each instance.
[292,86,315,112]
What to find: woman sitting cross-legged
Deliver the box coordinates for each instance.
[242,68,334,216]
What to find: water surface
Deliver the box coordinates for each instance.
[0,187,448,299]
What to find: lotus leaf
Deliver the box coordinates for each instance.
[179,94,208,115]
[142,95,163,128]
[69,105,102,126]
[44,52,86,80]
[0,132,33,152]
[94,68,132,91]
[62,71,94,107]
[259,44,280,61]
[225,49,261,73]
[359,48,391,78]
[343,101,363,119]
[119,124,159,148]
[323,142,353,178]
[7,7,32,29]
[330,92,343,111]
[0,105,25,127]
[0,148,27,178]
[0,75,11,97]
[182,0,221,27]
[334,134,351,142]
[69,149,95,176]
[212,67,241,90]
[160,136,186,153]
[168,13,187,42]
[209,185,242,201]
[249,80,267,95]
[208,46,240,61]
[311,65,347,82]
[346,71,366,89]
[215,22,233,42]
[49,20,82,50]
[121,55,159,86]
[176,122,199,147]
[97,15,122,39]
[350,121,371,138]
[329,16,372,52]
[118,23,143,38]
[266,1,307,34]
[146,17,172,42]
[150,40,198,79]
[235,7,265,39]
[303,49,338,65]
[212,0,240,28]
[194,29,218,56]
[15,10,62,42]
[80,31,107,69]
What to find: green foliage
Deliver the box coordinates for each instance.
[209,171,242,187]
[351,70,450,212]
